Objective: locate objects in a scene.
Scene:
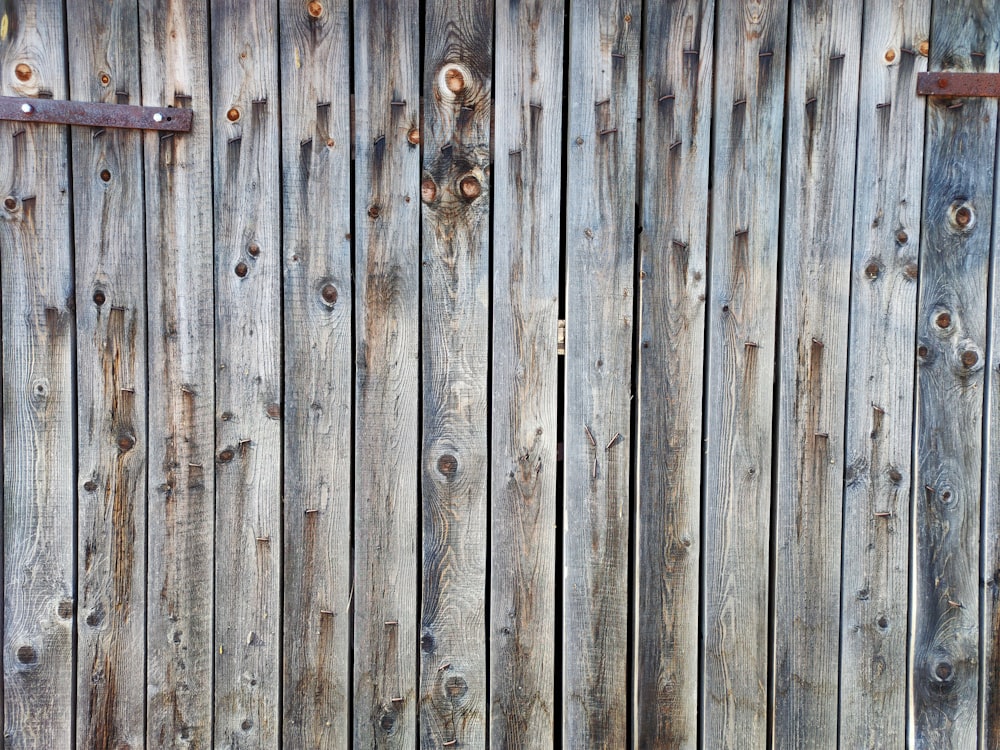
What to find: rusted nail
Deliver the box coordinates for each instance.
[407,128,420,145]
[421,179,437,203]
[658,93,675,103]
[734,228,748,237]
[606,432,621,451]
[443,741,457,747]
[812,337,824,348]
[305,508,319,515]
[373,134,385,149]
[806,97,817,106]
[120,387,135,394]
[390,99,406,107]
[459,175,481,200]
[599,128,618,136]
[438,662,451,672]
[584,424,596,447]
[972,51,986,59]
[745,341,759,349]
[595,98,610,107]
[611,52,625,59]
[947,599,963,608]
[683,49,699,57]
[876,102,891,109]
[948,102,964,109]
[508,149,521,156]
[872,403,885,414]
[188,462,203,469]
[320,609,335,615]
[734,98,747,108]
[575,136,584,145]
[444,68,465,94]
[307,0,323,16]
[759,50,773,58]
[901,47,916,56]
[226,107,240,122]
[814,432,828,439]
[385,620,398,627]
[831,53,845,61]
[592,457,598,479]
[529,102,541,110]
[235,262,249,277]
[669,140,682,151]
[874,511,892,517]
[391,696,404,704]
[246,631,255,645]
[256,536,270,543]
[672,239,688,249]
[180,383,194,394]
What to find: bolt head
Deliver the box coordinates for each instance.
[153,112,164,123]
[20,103,33,114]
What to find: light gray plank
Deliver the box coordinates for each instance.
[701,1,787,746]
[67,0,148,745]
[562,2,639,745]
[352,0,421,745]
[634,0,712,745]
[278,1,352,747]
[490,0,562,746]
[0,2,75,746]
[419,2,492,746]
[210,2,282,746]
[838,4,928,747]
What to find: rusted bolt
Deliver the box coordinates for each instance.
[4,197,17,211]
[14,63,32,82]
[321,283,338,305]
[444,675,468,699]
[100,73,110,86]
[227,107,240,122]
[83,480,98,492]
[459,175,481,200]
[444,67,465,94]
[247,243,260,257]
[93,289,106,306]
[961,349,979,367]
[307,0,323,17]
[919,40,929,57]
[865,262,880,280]
[218,449,235,463]
[421,179,437,203]
[99,169,111,182]
[437,454,457,477]
[117,434,135,452]
[16,645,37,665]
[407,127,421,145]
[884,49,896,63]
[935,312,951,328]
[235,262,249,277]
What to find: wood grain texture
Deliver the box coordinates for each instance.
[562,2,638,746]
[838,3,928,747]
[490,0,562,746]
[420,2,492,746]
[210,1,281,746]
[986,184,1000,748]
[352,0,420,745]
[701,1,787,746]
[634,1,711,746]
[0,2,75,746]
[912,3,999,747]
[279,1,352,747]
[67,1,147,746]
[772,1,862,746]
[140,0,214,747]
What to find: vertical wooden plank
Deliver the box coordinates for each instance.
[634,0,712,746]
[140,0,214,746]
[0,2,75,746]
[563,2,638,745]
[420,2,492,746]
[701,1,787,746]
[772,0,862,745]
[211,1,281,746]
[279,1,352,747]
[352,0,420,745]
[838,3,928,747]
[490,0,562,746]
[986,136,1000,750]
[68,1,147,746]
[912,3,999,747]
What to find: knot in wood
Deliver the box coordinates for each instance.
[321,283,338,306]
[14,63,32,82]
[437,454,458,477]
[307,0,323,17]
[961,349,979,368]
[16,644,37,665]
[407,127,421,145]
[444,674,468,699]
[117,434,136,452]
[3,197,17,211]
[234,261,249,278]
[226,107,240,122]
[459,174,481,200]
[421,178,437,204]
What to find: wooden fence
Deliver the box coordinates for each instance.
[2,0,1000,747]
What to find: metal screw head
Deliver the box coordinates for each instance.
[20,102,33,114]
[152,112,164,123]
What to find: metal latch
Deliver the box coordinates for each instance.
[0,96,192,132]
[917,72,1000,98]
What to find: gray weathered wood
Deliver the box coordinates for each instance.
[490,0,562,746]
[912,3,999,746]
[838,3,928,747]
[563,2,638,745]
[420,2,492,746]
[352,0,420,745]
[701,1,787,746]
[67,1,147,746]
[986,189,1000,747]
[139,0,214,746]
[0,2,75,746]
[211,2,281,746]
[279,1,352,747]
[634,1,712,746]
[773,1,862,745]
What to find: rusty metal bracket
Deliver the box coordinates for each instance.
[917,72,1000,98]
[0,96,192,132]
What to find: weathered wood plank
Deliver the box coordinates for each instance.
[701,1,787,746]
[67,1,147,746]
[986,200,1000,746]
[912,3,999,746]
[279,1,352,747]
[210,2,281,746]
[634,1,712,746]
[0,2,75,746]
[139,0,214,746]
[838,4,928,747]
[490,0,562,746]
[563,2,638,745]
[352,0,420,745]
[772,1,862,745]
[420,2,492,746]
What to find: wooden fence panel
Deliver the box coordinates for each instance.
[279,1,352,747]
[352,0,420,746]
[67,1,148,746]
[210,1,282,746]
[702,1,788,746]
[0,2,75,746]
[839,2,928,746]
[140,1,215,747]
[563,2,639,746]
[634,1,712,746]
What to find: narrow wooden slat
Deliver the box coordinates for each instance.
[352,0,420,745]
[420,2,492,746]
[490,0,562,746]
[912,3,999,746]
[772,1,863,745]
[210,2,281,745]
[68,1,147,745]
[279,1,352,746]
[838,3,928,746]
[562,2,638,745]
[701,1,787,746]
[0,2,75,746]
[986,166,1000,748]
[140,0,214,746]
[634,1,712,745]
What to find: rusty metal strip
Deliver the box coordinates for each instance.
[917,72,1000,97]
[0,96,192,132]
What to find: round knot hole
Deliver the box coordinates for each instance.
[307,1,323,16]
[99,169,111,183]
[884,49,896,63]
[864,262,880,280]
[935,312,952,329]
[380,712,396,733]
[321,284,338,306]
[445,67,465,94]
[227,107,241,122]
[962,349,979,368]
[93,290,106,306]
[16,645,37,665]
[14,63,32,81]
[437,454,458,477]
[934,660,954,682]
[241,719,253,732]
[459,175,481,200]
[235,262,249,278]
[4,197,17,211]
